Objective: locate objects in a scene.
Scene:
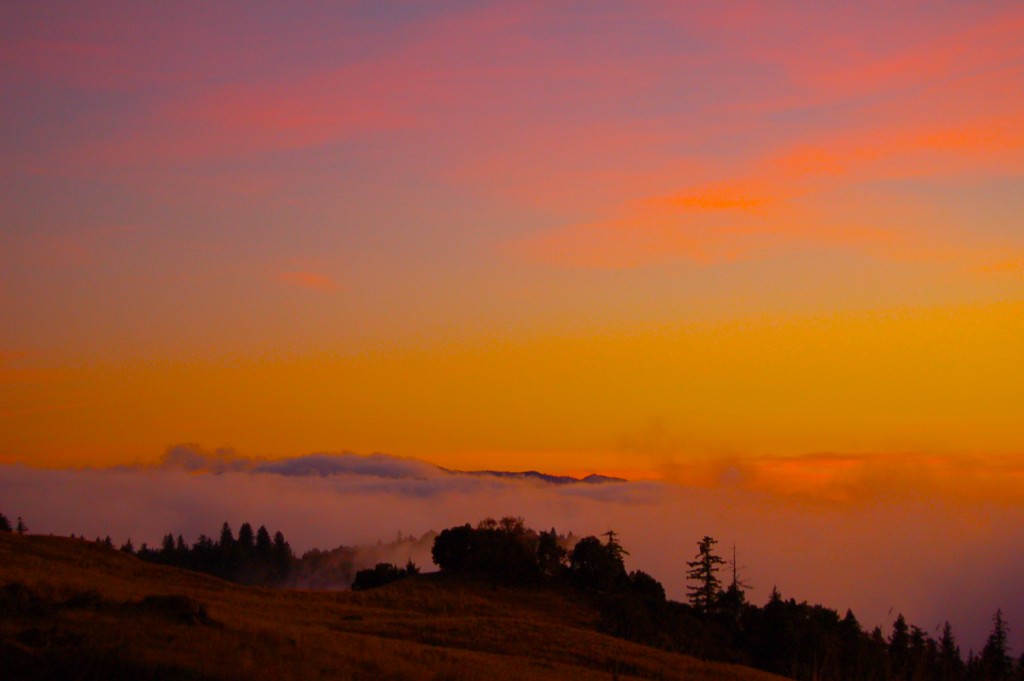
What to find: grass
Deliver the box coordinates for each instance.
[0,532,786,680]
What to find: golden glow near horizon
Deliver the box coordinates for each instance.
[2,3,1024,503]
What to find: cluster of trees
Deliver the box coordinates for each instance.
[131,522,294,586]
[676,535,1024,681]
[351,560,420,591]
[430,516,569,583]
[419,519,1023,681]
[426,518,672,641]
[0,510,27,534]
[7,509,1022,681]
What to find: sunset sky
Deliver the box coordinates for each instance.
[3,1,1024,500]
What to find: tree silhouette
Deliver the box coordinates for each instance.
[15,516,27,534]
[238,522,255,551]
[603,530,629,562]
[219,522,235,548]
[718,543,750,624]
[255,525,272,556]
[0,512,11,532]
[161,533,175,556]
[431,518,541,583]
[888,613,911,680]
[686,535,724,614]
[937,621,963,681]
[981,609,1012,680]
[352,561,419,590]
[536,528,567,577]
[569,535,626,592]
[272,530,293,581]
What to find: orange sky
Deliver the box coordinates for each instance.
[2,2,1024,503]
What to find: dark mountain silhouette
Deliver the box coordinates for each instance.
[450,469,628,484]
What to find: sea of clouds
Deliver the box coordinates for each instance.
[2,444,1021,654]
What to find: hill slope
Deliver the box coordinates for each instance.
[0,533,784,681]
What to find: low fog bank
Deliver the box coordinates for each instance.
[1,453,1021,653]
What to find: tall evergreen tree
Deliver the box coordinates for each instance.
[888,614,911,680]
[0,512,11,532]
[603,530,629,562]
[161,533,176,557]
[981,610,1012,681]
[15,516,27,534]
[238,522,255,550]
[937,621,964,681]
[219,522,235,548]
[686,535,725,615]
[255,525,272,556]
[272,530,292,581]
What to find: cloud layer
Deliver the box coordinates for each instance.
[2,448,1022,653]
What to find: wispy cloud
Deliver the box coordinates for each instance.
[499,4,1024,271]
[274,271,340,292]
[974,258,1024,275]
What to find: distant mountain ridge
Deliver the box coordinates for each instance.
[456,469,628,485]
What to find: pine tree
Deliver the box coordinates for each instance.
[272,530,292,582]
[686,535,725,615]
[937,621,964,681]
[981,609,1011,680]
[161,533,176,557]
[15,517,27,534]
[889,614,911,680]
[255,525,272,556]
[219,522,235,548]
[0,512,11,532]
[238,522,255,550]
[603,530,629,562]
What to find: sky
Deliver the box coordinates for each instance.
[1,0,1023,648]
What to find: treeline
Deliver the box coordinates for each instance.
[365,517,1022,681]
[130,522,294,586]
[5,509,1022,681]
[0,511,27,534]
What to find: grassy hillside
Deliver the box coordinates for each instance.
[0,533,786,681]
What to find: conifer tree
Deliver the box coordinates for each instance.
[889,614,911,680]
[686,535,725,614]
[0,512,11,532]
[981,610,1012,680]
[238,522,255,550]
[15,516,27,534]
[272,530,292,581]
[255,525,272,556]
[219,522,235,548]
[603,530,629,562]
[937,621,964,681]
[161,533,175,555]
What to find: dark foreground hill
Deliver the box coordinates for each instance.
[0,532,785,681]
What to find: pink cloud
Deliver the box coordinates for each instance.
[779,6,1024,106]
[274,271,339,292]
[510,100,1024,269]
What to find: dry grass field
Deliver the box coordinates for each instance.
[0,532,786,681]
